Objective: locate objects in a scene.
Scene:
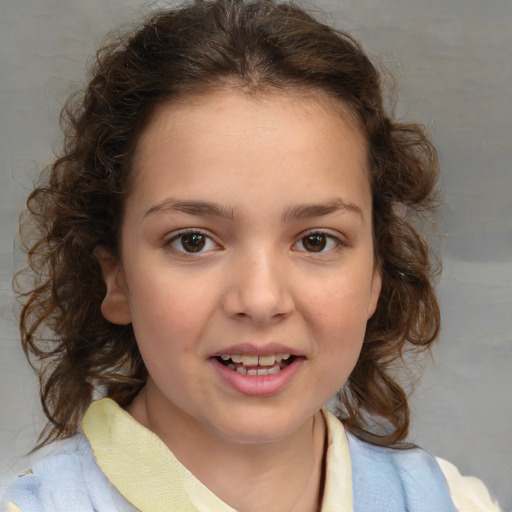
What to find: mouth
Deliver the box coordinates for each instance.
[215,353,297,376]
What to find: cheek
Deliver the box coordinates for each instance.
[301,275,373,331]
[298,274,373,381]
[127,272,219,345]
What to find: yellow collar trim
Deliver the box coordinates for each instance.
[82,398,353,512]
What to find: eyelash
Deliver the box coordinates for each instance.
[164,228,220,254]
[292,230,344,254]
[163,229,344,255]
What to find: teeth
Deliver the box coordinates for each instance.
[247,367,279,376]
[258,354,276,366]
[228,363,283,376]
[241,354,259,366]
[220,353,294,368]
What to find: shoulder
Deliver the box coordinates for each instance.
[3,435,137,512]
[4,436,98,512]
[346,431,457,511]
[436,457,502,512]
[346,431,502,512]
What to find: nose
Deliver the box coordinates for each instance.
[222,248,294,324]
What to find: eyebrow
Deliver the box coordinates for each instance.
[282,198,363,222]
[144,197,363,222]
[145,199,235,220]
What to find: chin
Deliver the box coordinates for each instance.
[207,408,310,446]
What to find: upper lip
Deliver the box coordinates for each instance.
[211,342,301,358]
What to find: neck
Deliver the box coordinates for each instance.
[127,384,327,512]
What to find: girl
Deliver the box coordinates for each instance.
[4,0,502,510]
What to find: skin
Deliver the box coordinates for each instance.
[98,89,381,512]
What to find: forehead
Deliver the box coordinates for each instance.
[128,89,371,217]
[134,87,366,159]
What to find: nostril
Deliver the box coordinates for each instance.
[221,267,294,323]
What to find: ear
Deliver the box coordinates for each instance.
[94,246,132,325]
[366,265,382,319]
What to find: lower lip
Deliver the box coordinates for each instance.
[211,357,303,397]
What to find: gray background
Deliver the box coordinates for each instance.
[1,0,511,508]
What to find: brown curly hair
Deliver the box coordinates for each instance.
[16,0,440,449]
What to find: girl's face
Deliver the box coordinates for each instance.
[100,89,381,444]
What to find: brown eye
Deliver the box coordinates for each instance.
[180,233,206,252]
[168,231,217,254]
[302,234,327,252]
[293,232,342,254]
